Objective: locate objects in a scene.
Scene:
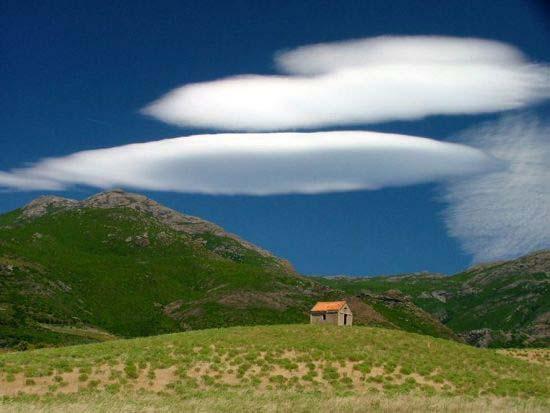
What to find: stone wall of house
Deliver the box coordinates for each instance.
[338,309,353,326]
[310,312,339,325]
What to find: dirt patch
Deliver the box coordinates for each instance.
[0,351,464,397]
[37,324,117,342]
[345,296,389,325]
[1,370,85,396]
[135,366,177,392]
[216,291,299,310]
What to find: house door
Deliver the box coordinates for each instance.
[344,314,348,325]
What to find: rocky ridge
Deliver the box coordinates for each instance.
[20,189,282,262]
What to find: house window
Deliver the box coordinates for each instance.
[322,314,326,320]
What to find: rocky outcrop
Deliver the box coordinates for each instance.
[460,328,494,347]
[355,290,460,341]
[431,290,452,303]
[526,312,550,345]
[458,327,548,348]
[358,289,411,305]
[21,196,78,219]
[462,250,550,288]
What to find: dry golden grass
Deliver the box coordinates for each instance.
[1,392,549,413]
[497,349,550,367]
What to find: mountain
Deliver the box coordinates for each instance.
[316,250,550,347]
[0,190,454,350]
[0,190,323,348]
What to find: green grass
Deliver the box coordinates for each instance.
[0,207,326,349]
[0,325,548,400]
[359,294,459,340]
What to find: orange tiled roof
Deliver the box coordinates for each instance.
[310,301,346,312]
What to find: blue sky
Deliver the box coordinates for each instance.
[1,0,549,275]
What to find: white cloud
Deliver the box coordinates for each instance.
[142,36,550,130]
[275,36,526,75]
[0,131,496,195]
[442,115,550,263]
[0,172,63,191]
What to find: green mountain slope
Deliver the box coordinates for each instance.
[316,250,550,347]
[353,291,459,340]
[0,190,328,349]
[0,190,455,350]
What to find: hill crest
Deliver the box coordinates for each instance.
[20,189,281,262]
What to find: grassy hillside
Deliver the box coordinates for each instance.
[0,191,328,349]
[0,190,456,351]
[316,250,550,347]
[0,325,548,412]
[345,294,459,341]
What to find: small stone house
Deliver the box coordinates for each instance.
[310,301,353,326]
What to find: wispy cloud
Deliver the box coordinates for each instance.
[0,131,496,195]
[0,172,63,191]
[142,36,550,130]
[442,115,550,263]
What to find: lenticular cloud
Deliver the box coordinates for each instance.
[275,36,526,75]
[0,131,496,195]
[142,36,550,130]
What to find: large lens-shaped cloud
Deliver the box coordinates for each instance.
[142,36,550,130]
[0,131,496,195]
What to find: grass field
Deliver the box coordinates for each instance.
[1,392,549,413]
[0,325,548,412]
